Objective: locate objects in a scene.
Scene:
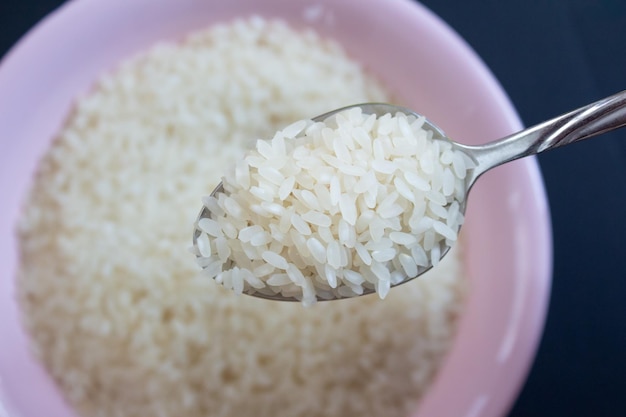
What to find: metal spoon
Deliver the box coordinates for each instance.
[193,90,626,302]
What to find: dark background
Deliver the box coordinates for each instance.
[1,1,625,416]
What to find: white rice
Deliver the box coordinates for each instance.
[17,17,466,417]
[195,110,472,304]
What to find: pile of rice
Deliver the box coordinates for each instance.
[17,17,466,417]
[194,109,472,305]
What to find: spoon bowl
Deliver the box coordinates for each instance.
[193,103,461,302]
[193,91,626,302]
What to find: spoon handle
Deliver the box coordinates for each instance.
[469,90,626,179]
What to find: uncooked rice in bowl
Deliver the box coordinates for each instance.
[17,16,466,417]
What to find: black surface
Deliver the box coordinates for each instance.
[2,1,625,416]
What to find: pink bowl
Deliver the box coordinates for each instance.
[0,0,552,416]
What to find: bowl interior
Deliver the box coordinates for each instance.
[0,0,551,416]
